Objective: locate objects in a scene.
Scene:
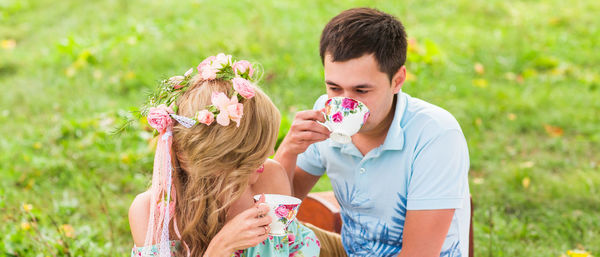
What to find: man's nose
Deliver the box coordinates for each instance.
[342,92,357,99]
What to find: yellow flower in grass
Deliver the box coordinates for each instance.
[522,177,531,189]
[567,250,593,257]
[472,78,488,88]
[124,71,136,80]
[61,224,75,238]
[1,39,16,49]
[507,113,517,121]
[22,203,33,212]
[21,222,31,230]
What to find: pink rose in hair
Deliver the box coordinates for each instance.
[200,55,216,65]
[197,56,218,80]
[275,205,289,218]
[200,66,218,80]
[197,56,215,71]
[332,111,343,123]
[147,104,174,133]
[214,53,232,68]
[197,54,232,80]
[341,98,358,110]
[232,77,255,99]
[233,60,254,77]
[196,110,214,125]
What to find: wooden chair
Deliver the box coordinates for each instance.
[297,192,474,257]
[297,191,342,233]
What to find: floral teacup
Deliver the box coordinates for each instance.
[253,194,302,236]
[322,97,370,144]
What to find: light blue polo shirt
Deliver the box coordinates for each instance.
[297,92,470,257]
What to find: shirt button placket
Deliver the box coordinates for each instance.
[359,167,366,174]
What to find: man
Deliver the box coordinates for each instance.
[274,8,470,257]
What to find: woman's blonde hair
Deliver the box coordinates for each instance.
[170,76,280,256]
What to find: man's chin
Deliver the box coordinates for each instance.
[357,124,372,134]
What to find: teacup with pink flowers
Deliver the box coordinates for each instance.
[322,97,370,144]
[253,194,302,236]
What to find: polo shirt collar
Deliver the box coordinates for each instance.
[328,92,406,152]
[381,92,406,151]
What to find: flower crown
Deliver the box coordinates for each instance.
[142,53,259,132]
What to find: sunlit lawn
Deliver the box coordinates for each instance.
[1,0,599,256]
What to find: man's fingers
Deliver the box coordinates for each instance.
[295,110,326,123]
[296,131,329,142]
[292,120,330,136]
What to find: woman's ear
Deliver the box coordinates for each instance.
[391,66,406,94]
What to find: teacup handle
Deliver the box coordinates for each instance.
[316,110,331,131]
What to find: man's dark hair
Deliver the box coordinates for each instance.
[320,8,407,82]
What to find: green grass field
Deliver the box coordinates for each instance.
[1,0,599,256]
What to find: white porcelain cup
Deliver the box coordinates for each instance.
[253,194,302,236]
[321,97,370,144]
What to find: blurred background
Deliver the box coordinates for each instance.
[1,0,598,256]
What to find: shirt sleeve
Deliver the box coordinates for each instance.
[297,143,326,176]
[407,129,470,210]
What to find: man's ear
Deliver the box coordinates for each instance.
[391,66,406,94]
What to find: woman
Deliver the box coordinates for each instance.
[128,54,320,256]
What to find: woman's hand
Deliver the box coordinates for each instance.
[204,194,272,257]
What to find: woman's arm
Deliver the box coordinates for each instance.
[129,192,272,256]
[129,191,151,247]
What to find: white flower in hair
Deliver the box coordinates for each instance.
[184,68,193,77]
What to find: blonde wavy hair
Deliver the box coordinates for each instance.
[170,76,280,256]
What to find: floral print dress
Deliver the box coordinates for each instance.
[131,220,320,257]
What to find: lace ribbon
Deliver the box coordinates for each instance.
[142,129,190,257]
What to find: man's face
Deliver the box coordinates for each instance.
[323,53,403,134]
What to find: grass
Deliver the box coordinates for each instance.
[1,0,599,256]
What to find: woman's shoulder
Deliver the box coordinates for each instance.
[252,159,292,195]
[129,190,151,246]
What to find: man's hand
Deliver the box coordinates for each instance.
[279,109,331,155]
[274,109,330,188]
